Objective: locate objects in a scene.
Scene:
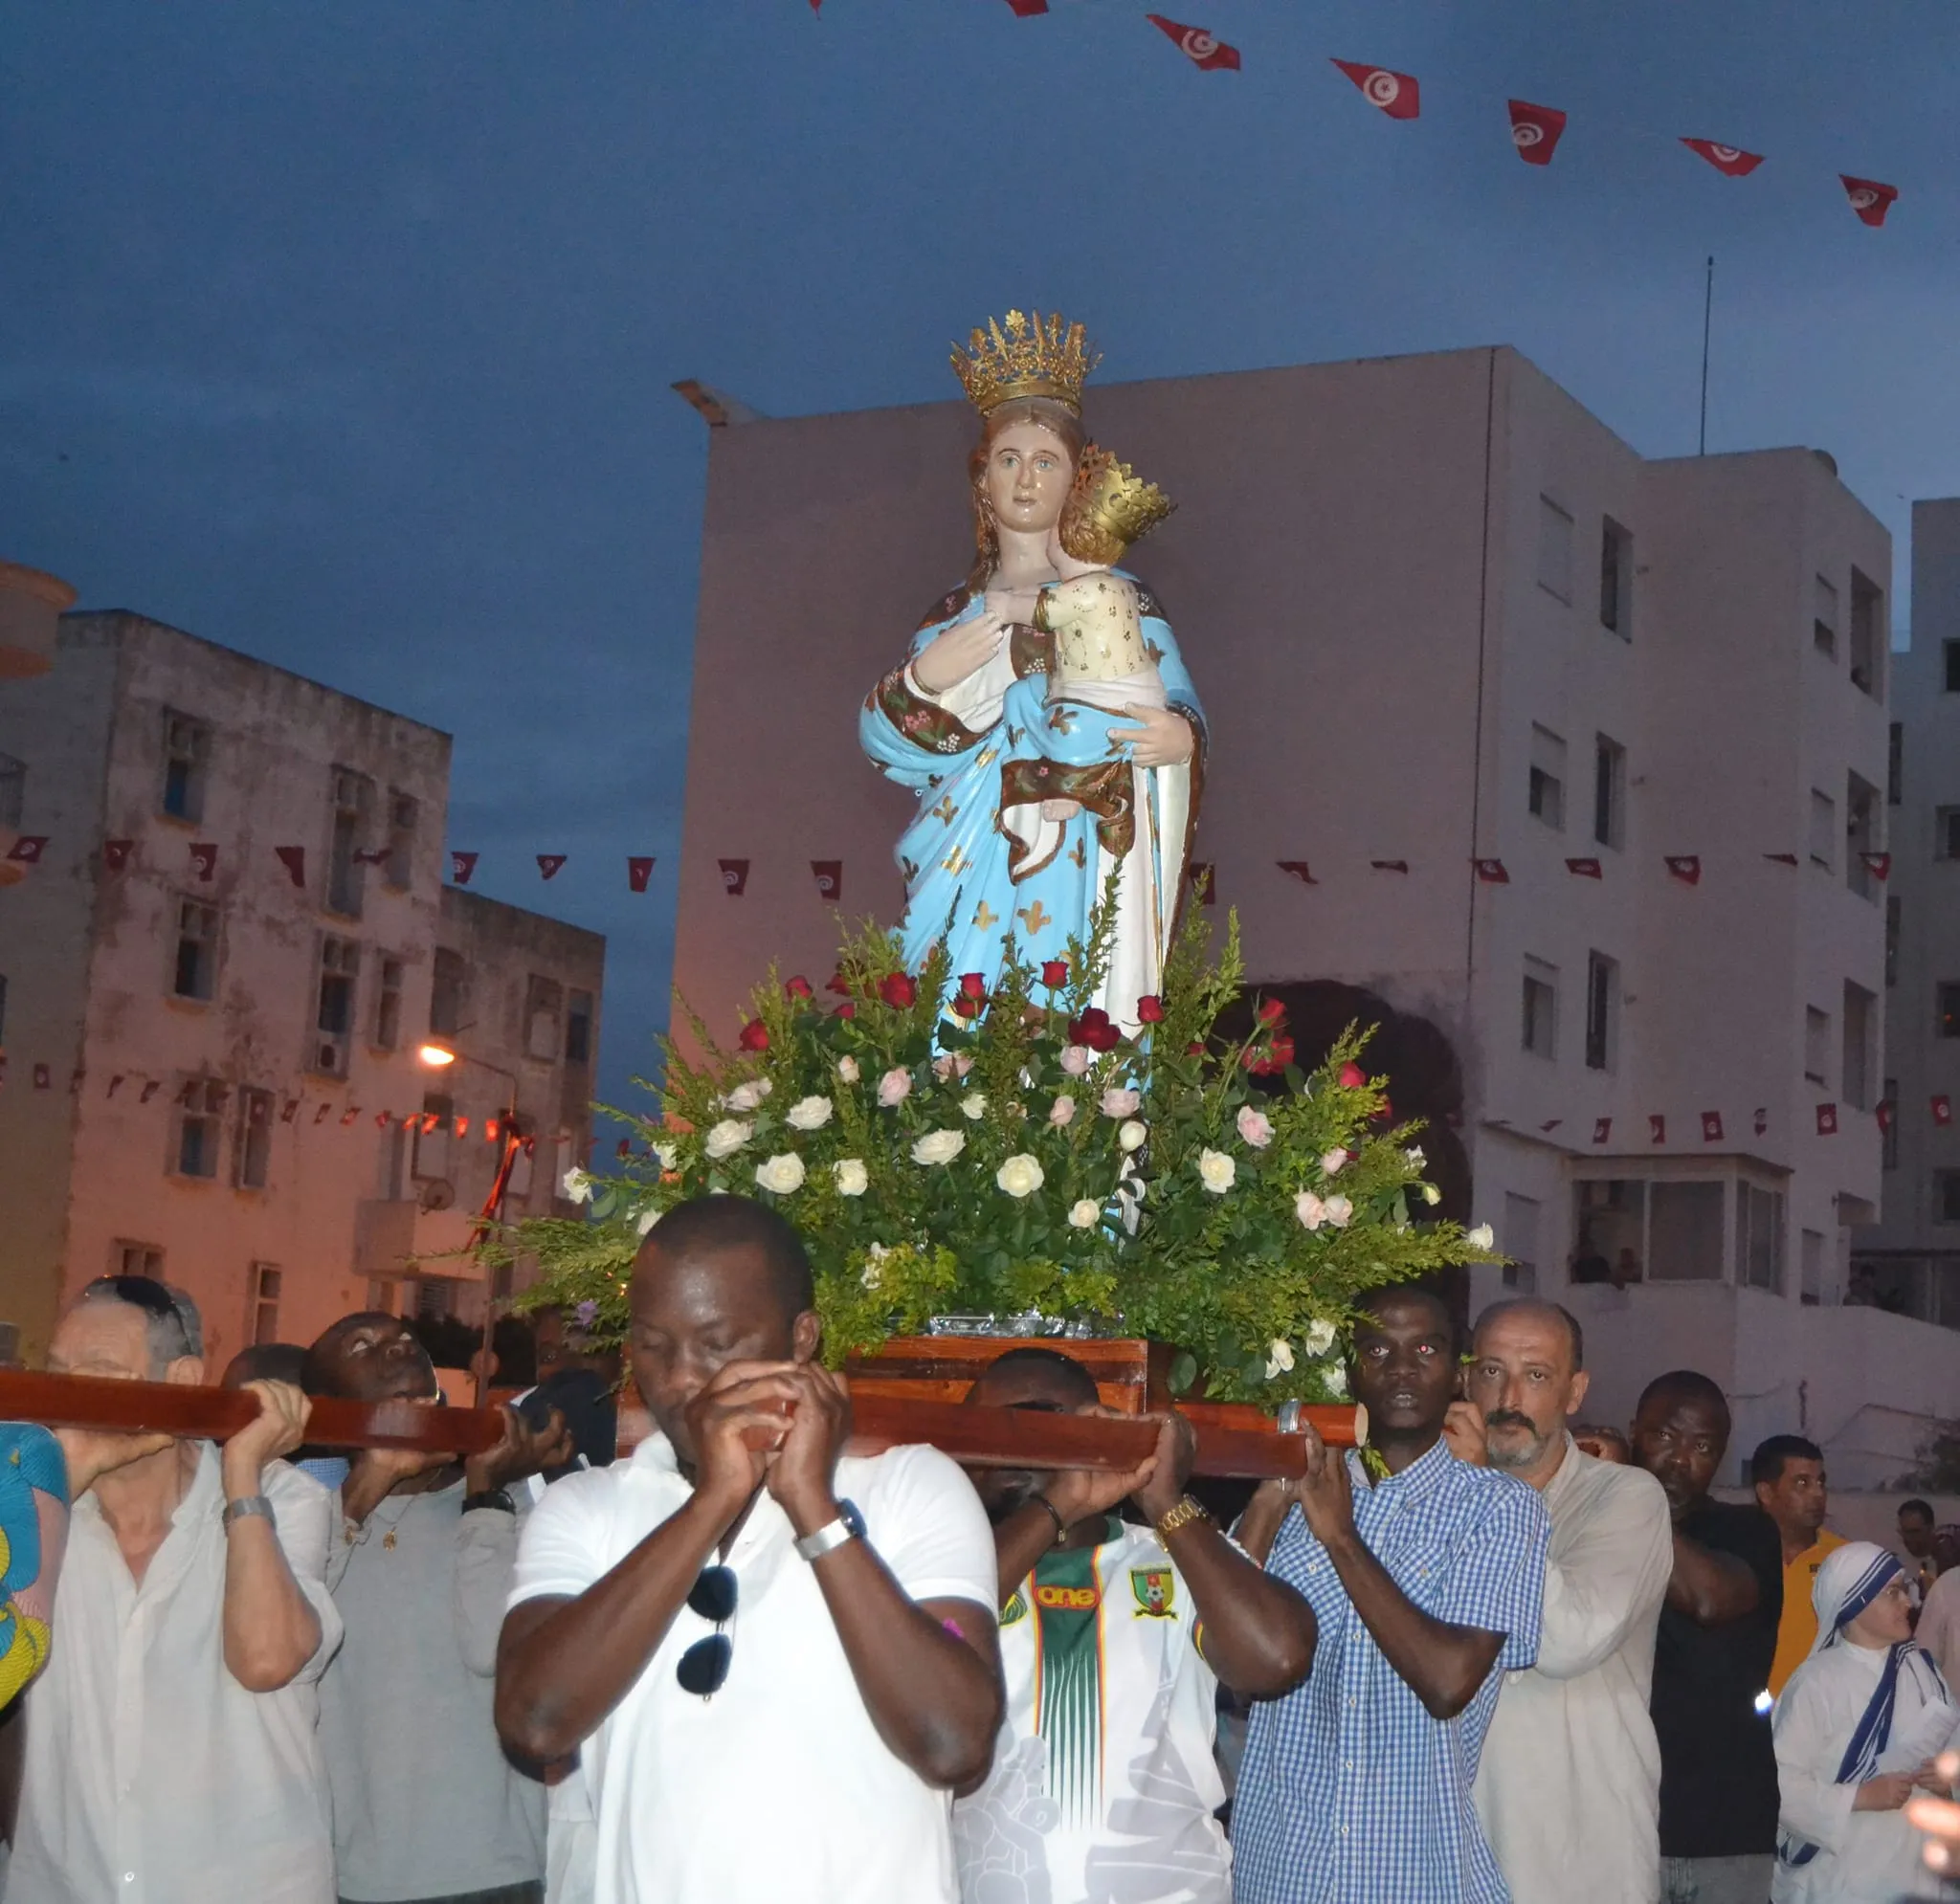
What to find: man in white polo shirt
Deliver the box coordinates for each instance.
[496,1195,1003,1904]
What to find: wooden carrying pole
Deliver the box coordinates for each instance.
[0,1370,1357,1479]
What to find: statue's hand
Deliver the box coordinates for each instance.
[1107,705,1195,768]
[913,617,1005,695]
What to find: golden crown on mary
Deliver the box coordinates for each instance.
[952,309,1101,416]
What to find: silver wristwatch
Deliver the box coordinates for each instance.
[222,1494,275,1531]
[793,1497,866,1562]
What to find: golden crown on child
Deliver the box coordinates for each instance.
[952,309,1100,416]
[1060,446,1177,565]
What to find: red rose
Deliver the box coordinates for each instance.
[1041,960,1069,987]
[1248,1035,1295,1075]
[737,1020,769,1052]
[834,1002,857,1020]
[825,971,853,997]
[952,995,978,1019]
[1136,995,1166,1024]
[879,973,918,1009]
[1068,1007,1122,1052]
[1378,1096,1394,1123]
[1258,999,1287,1027]
[1339,1062,1367,1090]
[1187,1041,1206,1056]
[959,972,988,1001]
[785,975,813,999]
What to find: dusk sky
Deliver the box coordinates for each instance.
[5,0,1956,1116]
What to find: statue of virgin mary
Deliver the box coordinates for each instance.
[858,312,1205,1034]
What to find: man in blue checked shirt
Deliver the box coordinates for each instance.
[1232,1286,1552,1904]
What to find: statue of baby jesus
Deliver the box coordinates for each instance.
[1033,448,1175,821]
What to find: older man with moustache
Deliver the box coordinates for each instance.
[1450,1298,1676,1904]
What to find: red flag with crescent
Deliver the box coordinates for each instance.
[1682,139,1763,178]
[1002,0,1049,13]
[1507,100,1567,165]
[1592,1118,1612,1144]
[1860,851,1891,880]
[1277,861,1318,885]
[1474,858,1510,883]
[4,836,47,864]
[1566,857,1602,878]
[719,858,750,897]
[1649,1114,1667,1144]
[102,839,135,873]
[1330,59,1419,119]
[275,846,306,889]
[1840,176,1898,227]
[1816,1102,1838,1136]
[537,854,567,881]
[811,859,842,903]
[1146,15,1240,71]
[1701,1111,1724,1142]
[451,851,478,885]
[1934,1096,1954,1128]
[628,855,656,893]
[189,842,218,881]
[1665,855,1703,885]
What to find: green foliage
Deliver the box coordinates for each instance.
[507,903,1500,1401]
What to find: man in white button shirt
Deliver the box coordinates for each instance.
[11,1274,342,1904]
[495,1194,1004,1904]
[1456,1297,1676,1904]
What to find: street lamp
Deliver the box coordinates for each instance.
[417,1042,519,1118]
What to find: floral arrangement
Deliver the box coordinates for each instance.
[507,903,1497,1406]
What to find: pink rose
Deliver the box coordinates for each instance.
[1100,1087,1142,1118]
[1236,1104,1274,1149]
[878,1067,912,1107]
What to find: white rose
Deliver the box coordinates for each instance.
[1197,1148,1236,1194]
[1236,1105,1274,1149]
[785,1095,834,1131]
[652,1140,680,1170]
[1118,1118,1147,1153]
[995,1154,1045,1199]
[1265,1338,1296,1377]
[861,1241,890,1290]
[878,1067,912,1107]
[754,1152,806,1195]
[1324,1363,1348,1399]
[833,1158,869,1197]
[1320,1146,1349,1177]
[724,1077,772,1113]
[1068,1198,1102,1229]
[1059,1044,1091,1076]
[912,1128,967,1166]
[1420,1183,1442,1206]
[560,1165,593,1204]
[703,1118,752,1160]
[1049,1095,1077,1127]
[961,1092,988,1121]
[1403,1145,1426,1167]
[836,1056,860,1084]
[1101,1086,1141,1118]
[1323,1195,1354,1229]
[1467,1222,1496,1251]
[1296,1192,1326,1231]
[1303,1318,1337,1356]
[636,1205,662,1236]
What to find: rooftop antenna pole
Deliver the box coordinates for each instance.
[1698,255,1714,456]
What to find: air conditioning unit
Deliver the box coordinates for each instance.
[316,1033,349,1076]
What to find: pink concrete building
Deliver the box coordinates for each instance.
[672,343,1925,1481]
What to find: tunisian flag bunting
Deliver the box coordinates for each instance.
[1277,860,1319,885]
[1566,857,1603,878]
[189,842,218,881]
[1649,1115,1667,1144]
[719,858,750,897]
[1665,855,1703,885]
[101,839,134,872]
[1592,1118,1612,1144]
[1934,1095,1953,1128]
[1474,858,1510,883]
[1816,1102,1839,1137]
[537,854,567,881]
[1507,100,1567,165]
[1840,176,1899,227]
[1001,0,1049,12]
[1682,139,1764,178]
[627,855,656,894]
[1331,59,1419,119]
[275,846,306,889]
[811,860,842,902]
[4,836,47,864]
[1146,16,1241,71]
[1701,1111,1725,1142]
[451,851,479,885]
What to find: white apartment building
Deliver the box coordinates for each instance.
[670,343,1923,1480]
[0,604,605,1366]
[1854,498,1960,1354]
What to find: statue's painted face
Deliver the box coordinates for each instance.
[983,418,1073,537]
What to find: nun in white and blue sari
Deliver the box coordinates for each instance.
[1773,1541,1960,1903]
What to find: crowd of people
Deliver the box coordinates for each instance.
[5,1197,1960,1904]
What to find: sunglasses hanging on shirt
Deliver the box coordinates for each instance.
[677,1564,738,1698]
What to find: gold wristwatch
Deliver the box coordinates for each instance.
[1155,1495,1210,1539]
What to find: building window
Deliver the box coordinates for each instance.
[385,792,416,890]
[1842,982,1875,1110]
[1523,958,1558,1060]
[524,975,565,1062]
[1814,575,1838,658]
[1739,1184,1786,1294]
[326,767,374,919]
[1584,950,1618,1073]
[1801,1229,1825,1303]
[1501,1192,1541,1293]
[248,1264,281,1345]
[412,1094,455,1184]
[1937,808,1960,861]
[1886,897,1901,988]
[1527,725,1567,830]
[176,1078,226,1179]
[1850,569,1883,697]
[1599,518,1633,636]
[1937,1171,1960,1226]
[566,989,594,1067]
[1592,735,1626,850]
[172,899,219,1002]
[1537,497,1573,603]
[1889,722,1904,806]
[234,1087,274,1190]
[1810,789,1836,871]
[1939,982,1960,1039]
[1650,1182,1726,1281]
[1884,1074,1901,1171]
[1805,1007,1831,1086]
[373,957,404,1052]
[312,937,360,1076]
[430,948,467,1037]
[114,1240,165,1278]
[1947,640,1960,693]
[1846,772,1882,901]
[0,753,23,831]
[162,712,211,822]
